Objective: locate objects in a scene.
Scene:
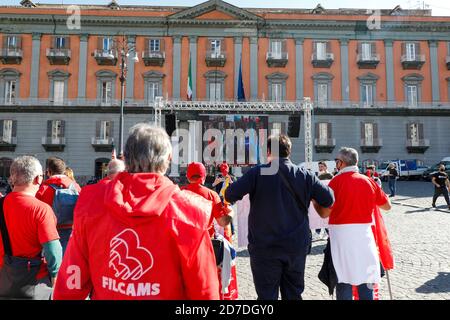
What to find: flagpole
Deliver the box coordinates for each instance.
[386,270,393,300]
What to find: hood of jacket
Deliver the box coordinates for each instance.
[104,172,178,221]
[44,175,75,188]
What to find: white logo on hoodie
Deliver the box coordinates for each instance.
[109,229,154,281]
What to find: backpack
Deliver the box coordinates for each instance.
[49,183,79,226]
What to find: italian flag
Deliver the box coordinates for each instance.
[187,54,193,101]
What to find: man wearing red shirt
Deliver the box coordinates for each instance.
[53,124,219,300]
[0,156,62,299]
[36,157,81,253]
[317,147,391,300]
[181,162,232,237]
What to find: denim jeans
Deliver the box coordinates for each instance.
[388,178,396,196]
[336,283,374,300]
[432,187,450,206]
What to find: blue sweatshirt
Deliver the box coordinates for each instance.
[225,158,334,255]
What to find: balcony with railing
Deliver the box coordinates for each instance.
[360,138,383,153]
[266,51,288,67]
[46,48,71,65]
[93,49,118,66]
[311,53,334,68]
[357,53,381,69]
[142,50,165,67]
[0,136,17,151]
[406,139,430,153]
[314,138,336,153]
[205,50,226,67]
[91,137,114,152]
[401,54,426,70]
[42,137,65,152]
[0,48,23,64]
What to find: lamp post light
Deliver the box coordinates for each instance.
[113,35,138,158]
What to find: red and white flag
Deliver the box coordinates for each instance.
[112,148,117,160]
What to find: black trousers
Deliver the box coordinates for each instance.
[250,251,307,300]
[433,187,450,206]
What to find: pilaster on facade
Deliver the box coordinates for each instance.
[189,36,198,100]
[339,39,350,103]
[125,35,136,99]
[234,37,243,100]
[172,36,182,100]
[77,34,89,99]
[384,39,395,104]
[29,33,41,99]
[429,40,440,103]
[250,37,258,100]
[295,38,304,100]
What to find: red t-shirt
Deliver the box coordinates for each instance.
[0,192,60,279]
[181,183,226,236]
[328,172,388,225]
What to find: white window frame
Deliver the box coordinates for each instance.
[316,42,327,60]
[319,122,328,145]
[55,37,66,49]
[53,80,65,104]
[211,40,221,56]
[209,82,221,101]
[362,84,374,106]
[406,43,416,61]
[103,37,112,52]
[51,120,62,144]
[100,121,111,141]
[4,80,16,104]
[407,85,418,107]
[272,83,282,102]
[2,120,13,143]
[101,81,112,105]
[410,123,419,144]
[7,36,17,49]
[318,83,328,106]
[271,40,282,59]
[149,39,160,52]
[148,82,159,102]
[364,123,374,146]
[362,43,371,61]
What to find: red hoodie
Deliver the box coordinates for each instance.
[53,172,220,300]
[36,175,81,228]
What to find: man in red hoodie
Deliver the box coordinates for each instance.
[36,157,81,253]
[53,124,219,300]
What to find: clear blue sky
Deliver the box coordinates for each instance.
[1,0,450,15]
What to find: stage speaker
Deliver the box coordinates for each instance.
[287,115,301,138]
[165,114,176,136]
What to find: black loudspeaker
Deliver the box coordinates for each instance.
[165,114,176,136]
[287,115,301,138]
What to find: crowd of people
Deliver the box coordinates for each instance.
[0,122,446,300]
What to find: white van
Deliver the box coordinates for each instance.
[441,157,450,162]
[298,161,337,176]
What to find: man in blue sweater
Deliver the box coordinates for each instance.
[225,134,334,300]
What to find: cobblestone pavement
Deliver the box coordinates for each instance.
[235,181,450,300]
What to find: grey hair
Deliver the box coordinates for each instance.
[107,159,126,177]
[124,123,172,174]
[10,156,43,186]
[337,147,359,166]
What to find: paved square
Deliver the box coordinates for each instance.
[235,181,450,300]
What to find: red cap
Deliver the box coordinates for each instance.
[219,162,229,175]
[186,162,206,183]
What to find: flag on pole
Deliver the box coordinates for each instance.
[111,148,117,160]
[187,54,193,101]
[237,55,246,102]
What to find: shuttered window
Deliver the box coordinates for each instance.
[209,82,222,101]
[407,85,418,107]
[53,80,64,104]
[101,81,112,104]
[4,80,16,104]
[149,39,160,52]
[148,82,159,102]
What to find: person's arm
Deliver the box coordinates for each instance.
[432,176,440,188]
[375,182,391,211]
[42,240,62,286]
[177,226,220,300]
[310,175,334,218]
[224,168,257,204]
[212,177,224,187]
[53,217,93,300]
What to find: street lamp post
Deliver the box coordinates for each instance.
[112,34,138,158]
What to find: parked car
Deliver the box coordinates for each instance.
[377,159,429,181]
[422,160,450,181]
